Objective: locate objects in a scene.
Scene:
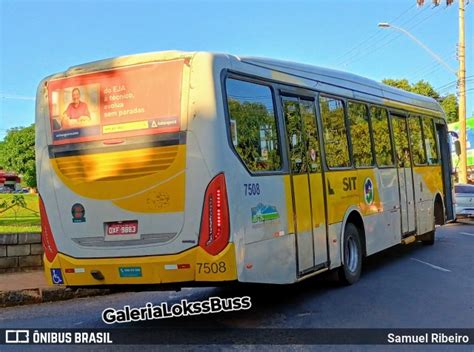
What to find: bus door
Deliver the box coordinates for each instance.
[392,115,416,234]
[282,95,328,275]
[436,122,455,221]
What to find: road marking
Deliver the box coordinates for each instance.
[297,312,312,317]
[410,258,451,272]
[460,232,474,237]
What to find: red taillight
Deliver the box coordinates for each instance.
[39,195,58,262]
[199,173,230,255]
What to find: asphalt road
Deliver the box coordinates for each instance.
[1,221,473,351]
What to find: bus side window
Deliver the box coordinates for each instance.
[370,107,394,167]
[422,116,439,165]
[225,78,282,172]
[348,101,374,167]
[392,116,411,168]
[408,115,427,165]
[282,97,306,174]
[300,99,321,173]
[319,96,351,168]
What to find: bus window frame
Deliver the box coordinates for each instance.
[368,104,396,169]
[278,91,323,174]
[432,116,447,163]
[408,114,428,167]
[421,115,441,166]
[389,111,415,169]
[221,69,445,175]
[221,71,288,176]
[318,93,354,171]
[347,99,376,169]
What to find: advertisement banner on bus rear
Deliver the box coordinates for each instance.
[47,60,183,145]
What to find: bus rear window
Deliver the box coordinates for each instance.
[48,60,184,145]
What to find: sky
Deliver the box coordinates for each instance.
[0,0,473,139]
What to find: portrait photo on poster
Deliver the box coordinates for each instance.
[51,84,100,131]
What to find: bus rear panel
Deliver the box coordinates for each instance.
[36,52,237,287]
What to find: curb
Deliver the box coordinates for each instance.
[0,287,111,308]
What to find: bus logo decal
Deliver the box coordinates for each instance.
[364,178,374,205]
[71,203,86,223]
[251,203,279,224]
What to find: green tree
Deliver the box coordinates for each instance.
[411,80,440,99]
[228,100,281,171]
[0,141,4,169]
[382,78,412,92]
[440,94,458,123]
[382,78,458,122]
[0,124,36,187]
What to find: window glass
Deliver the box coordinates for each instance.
[320,96,351,168]
[300,100,321,173]
[422,117,439,165]
[370,107,394,166]
[226,78,281,171]
[392,117,411,168]
[348,102,373,167]
[408,116,427,165]
[283,97,306,173]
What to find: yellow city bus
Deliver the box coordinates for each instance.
[36,51,454,287]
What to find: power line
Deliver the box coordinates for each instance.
[1,94,35,101]
[334,3,416,64]
[436,75,474,91]
[410,50,457,81]
[336,4,427,67]
[410,50,456,77]
[338,5,435,67]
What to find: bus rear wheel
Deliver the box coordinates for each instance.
[422,201,443,246]
[338,223,362,285]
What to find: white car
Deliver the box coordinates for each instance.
[455,183,474,218]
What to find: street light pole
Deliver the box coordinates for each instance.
[378,23,457,74]
[378,21,467,183]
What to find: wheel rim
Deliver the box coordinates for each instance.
[345,235,358,273]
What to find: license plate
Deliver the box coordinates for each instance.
[106,221,138,236]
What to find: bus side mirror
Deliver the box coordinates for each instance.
[454,140,461,156]
[449,130,459,139]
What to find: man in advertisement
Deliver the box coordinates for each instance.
[61,88,91,129]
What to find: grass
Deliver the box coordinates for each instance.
[0,194,41,233]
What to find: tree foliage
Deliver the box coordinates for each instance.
[0,124,36,187]
[382,78,459,123]
[228,100,281,171]
[439,94,458,124]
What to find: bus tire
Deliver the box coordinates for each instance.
[422,201,443,246]
[421,230,435,246]
[338,223,362,285]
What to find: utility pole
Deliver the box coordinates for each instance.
[417,0,467,183]
[458,0,467,184]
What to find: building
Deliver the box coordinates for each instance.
[0,170,21,191]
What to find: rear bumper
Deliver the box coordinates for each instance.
[455,207,474,218]
[43,243,237,287]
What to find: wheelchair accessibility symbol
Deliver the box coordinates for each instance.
[50,269,64,285]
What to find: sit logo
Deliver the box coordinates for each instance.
[364,178,374,205]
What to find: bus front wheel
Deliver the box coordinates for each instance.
[338,223,362,285]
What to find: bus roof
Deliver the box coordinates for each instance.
[44,50,444,117]
[237,56,444,116]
